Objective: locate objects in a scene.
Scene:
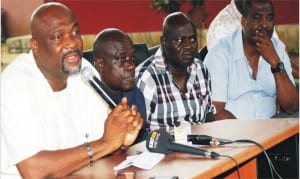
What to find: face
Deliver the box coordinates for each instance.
[31,5,83,79]
[95,38,135,94]
[242,1,274,46]
[162,22,198,68]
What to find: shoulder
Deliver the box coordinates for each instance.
[271,37,286,50]
[2,52,44,87]
[135,55,156,79]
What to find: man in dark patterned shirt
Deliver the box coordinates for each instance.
[135,12,215,131]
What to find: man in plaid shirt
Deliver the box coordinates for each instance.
[136,12,215,132]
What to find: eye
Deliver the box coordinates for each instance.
[54,34,62,40]
[175,38,182,44]
[267,15,274,22]
[72,29,81,37]
[189,37,197,43]
[253,14,262,21]
[173,38,183,46]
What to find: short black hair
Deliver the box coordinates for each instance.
[162,12,196,38]
[240,0,273,16]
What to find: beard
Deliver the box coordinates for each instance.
[62,62,81,75]
[61,49,82,75]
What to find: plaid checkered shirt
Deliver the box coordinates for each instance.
[135,48,216,131]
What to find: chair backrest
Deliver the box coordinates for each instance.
[134,43,151,66]
[82,50,94,65]
[148,45,160,56]
[198,46,208,62]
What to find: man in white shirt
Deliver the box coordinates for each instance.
[1,2,143,178]
[204,0,298,120]
[206,0,298,80]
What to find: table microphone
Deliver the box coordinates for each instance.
[146,129,220,158]
[187,135,232,146]
[81,66,117,108]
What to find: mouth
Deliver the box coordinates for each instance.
[63,51,81,65]
[181,52,195,62]
[124,75,135,82]
[182,54,193,59]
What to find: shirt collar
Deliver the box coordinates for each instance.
[233,28,245,61]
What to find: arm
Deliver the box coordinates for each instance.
[255,32,299,114]
[213,101,236,120]
[291,61,299,79]
[17,97,143,178]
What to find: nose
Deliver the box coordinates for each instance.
[64,35,81,49]
[182,39,193,49]
[259,18,269,29]
[124,58,135,69]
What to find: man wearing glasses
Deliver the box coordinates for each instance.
[93,28,148,143]
[135,12,215,132]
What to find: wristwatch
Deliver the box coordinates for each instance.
[271,62,284,74]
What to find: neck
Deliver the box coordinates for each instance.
[242,34,260,61]
[167,63,189,92]
[47,78,68,91]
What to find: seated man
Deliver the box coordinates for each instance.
[206,0,298,79]
[1,3,143,178]
[93,28,148,143]
[136,12,216,131]
[204,0,299,120]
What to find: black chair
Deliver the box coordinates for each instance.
[197,46,208,62]
[82,50,94,65]
[134,43,151,66]
[148,45,160,56]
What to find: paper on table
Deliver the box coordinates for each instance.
[114,151,165,170]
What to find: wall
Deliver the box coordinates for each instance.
[1,0,44,37]
[1,0,299,37]
[58,0,299,34]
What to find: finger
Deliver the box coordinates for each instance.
[133,115,143,132]
[135,116,143,130]
[107,108,112,114]
[131,105,138,116]
[121,97,128,105]
[112,99,129,114]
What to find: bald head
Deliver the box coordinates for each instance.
[30,2,76,38]
[93,28,135,93]
[93,28,133,58]
[162,12,196,38]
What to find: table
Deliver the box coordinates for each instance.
[70,118,299,179]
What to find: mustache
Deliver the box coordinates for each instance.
[62,49,82,60]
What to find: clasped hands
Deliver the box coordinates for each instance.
[102,97,143,152]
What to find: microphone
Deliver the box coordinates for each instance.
[187,135,232,146]
[146,130,220,158]
[170,134,232,146]
[81,66,117,108]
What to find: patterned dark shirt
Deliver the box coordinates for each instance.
[135,48,215,131]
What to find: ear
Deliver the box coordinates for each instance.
[30,38,39,55]
[94,57,104,74]
[241,16,246,27]
[160,36,167,47]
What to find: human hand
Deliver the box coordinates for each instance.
[122,105,143,147]
[253,29,280,67]
[101,97,143,152]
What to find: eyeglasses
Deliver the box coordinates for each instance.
[113,55,135,66]
[172,35,197,47]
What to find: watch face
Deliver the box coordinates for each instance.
[279,62,284,70]
[271,62,284,73]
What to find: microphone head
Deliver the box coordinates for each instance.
[146,130,173,154]
[81,66,94,82]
